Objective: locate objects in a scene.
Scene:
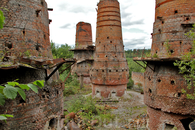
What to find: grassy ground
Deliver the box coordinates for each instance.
[63,84,148,130]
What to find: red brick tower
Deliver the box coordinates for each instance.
[71,22,95,84]
[135,0,195,129]
[0,0,64,129]
[75,22,93,49]
[90,0,129,98]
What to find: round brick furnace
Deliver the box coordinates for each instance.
[143,0,195,129]
[0,0,64,129]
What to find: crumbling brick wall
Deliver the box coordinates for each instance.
[0,0,64,129]
[131,72,144,88]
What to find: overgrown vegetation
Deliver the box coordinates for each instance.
[125,49,150,89]
[126,58,146,89]
[174,24,195,99]
[51,41,74,85]
[65,96,116,127]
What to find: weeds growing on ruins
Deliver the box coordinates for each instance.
[174,24,195,100]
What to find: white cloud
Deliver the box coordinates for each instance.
[46,0,155,50]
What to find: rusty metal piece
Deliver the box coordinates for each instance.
[59,63,74,75]
[47,8,53,11]
[90,0,129,98]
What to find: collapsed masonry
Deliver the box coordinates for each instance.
[70,22,95,85]
[90,0,129,98]
[0,0,75,129]
[134,0,195,129]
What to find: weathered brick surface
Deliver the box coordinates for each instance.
[151,0,195,58]
[0,0,64,129]
[147,107,195,130]
[144,61,195,115]
[90,0,129,98]
[143,0,195,129]
[0,0,52,58]
[131,72,144,87]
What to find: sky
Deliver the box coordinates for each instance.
[45,0,155,50]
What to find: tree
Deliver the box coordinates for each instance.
[51,41,74,84]
[174,24,195,99]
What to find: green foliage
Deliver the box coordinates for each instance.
[0,10,5,29]
[164,40,171,56]
[16,88,26,101]
[152,53,158,58]
[0,80,45,121]
[24,50,31,57]
[0,93,5,106]
[125,49,151,58]
[27,84,38,93]
[66,96,115,122]
[51,41,73,59]
[174,24,195,99]
[0,80,45,106]
[126,58,145,89]
[51,41,74,85]
[63,85,77,96]
[0,114,13,121]
[127,78,134,89]
[3,85,18,99]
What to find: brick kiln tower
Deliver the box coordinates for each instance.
[134,0,195,129]
[70,22,95,84]
[0,0,66,129]
[90,0,129,98]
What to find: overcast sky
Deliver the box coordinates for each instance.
[45,0,155,50]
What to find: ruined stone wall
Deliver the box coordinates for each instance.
[0,0,64,129]
[131,72,144,87]
[91,0,129,98]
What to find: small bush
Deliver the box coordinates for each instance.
[127,78,134,89]
[63,86,76,96]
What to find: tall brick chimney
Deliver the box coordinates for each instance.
[0,0,64,129]
[71,22,95,84]
[90,0,129,98]
[134,0,195,129]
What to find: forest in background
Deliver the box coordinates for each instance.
[51,41,151,88]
